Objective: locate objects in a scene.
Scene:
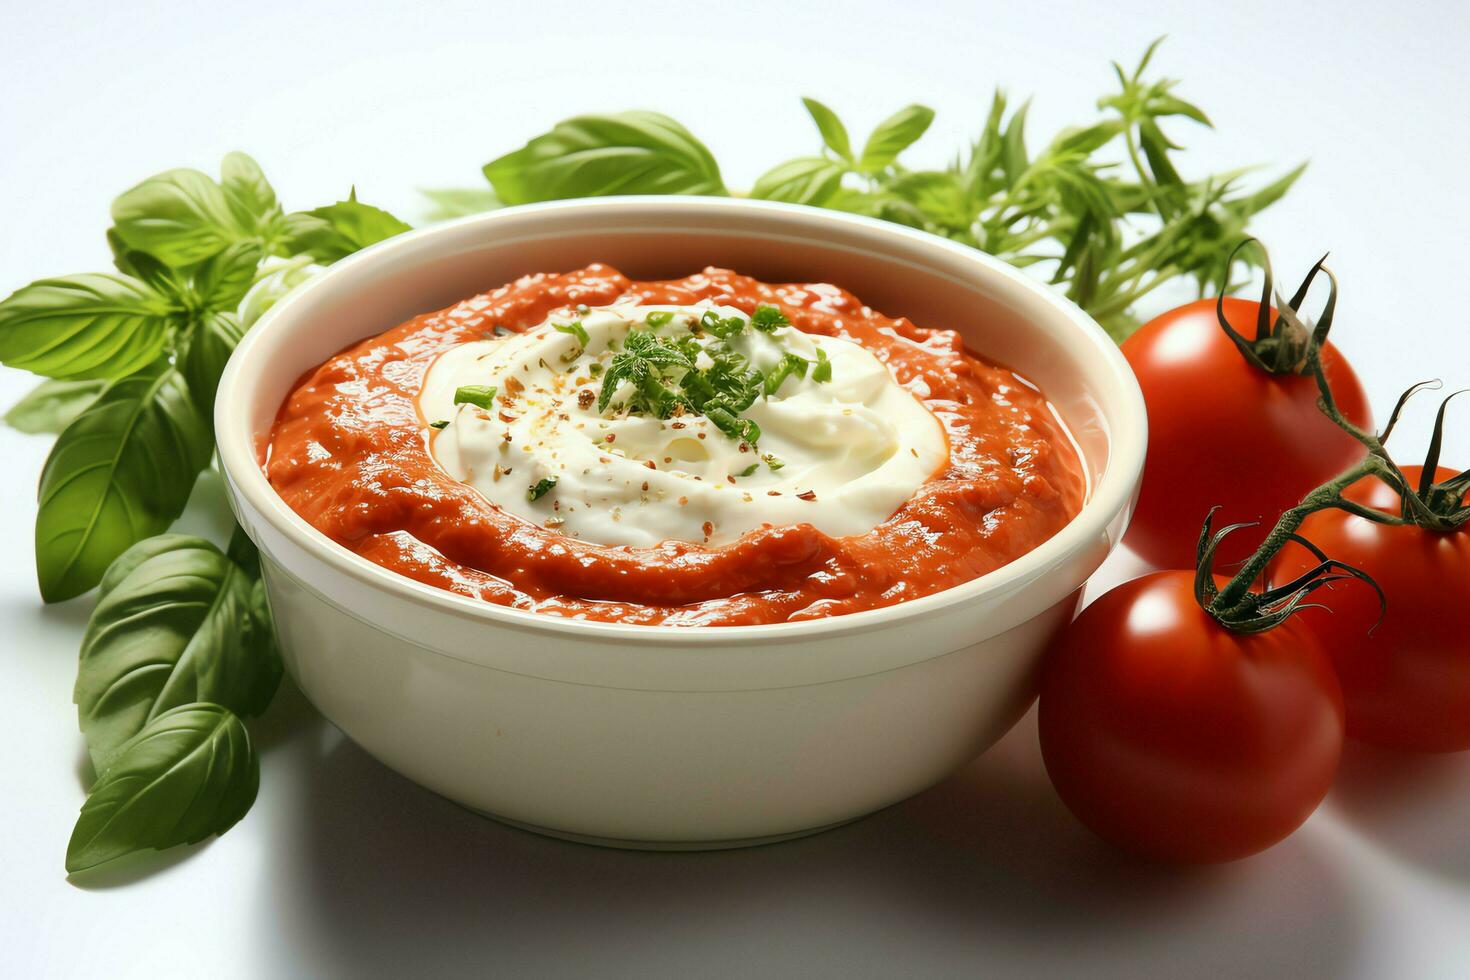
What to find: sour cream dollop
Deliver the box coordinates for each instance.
[419,302,946,547]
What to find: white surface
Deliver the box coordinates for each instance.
[3,1,1469,977]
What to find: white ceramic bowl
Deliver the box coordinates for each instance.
[216,197,1146,849]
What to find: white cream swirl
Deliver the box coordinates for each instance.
[419,302,946,547]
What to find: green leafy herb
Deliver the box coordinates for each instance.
[180,311,247,418]
[0,274,176,381]
[764,351,812,396]
[428,419,449,429]
[553,319,590,348]
[738,463,760,477]
[763,453,785,471]
[110,168,257,268]
[812,347,832,383]
[75,536,281,772]
[283,189,412,263]
[802,97,854,162]
[750,304,790,333]
[36,364,213,602]
[453,384,497,409]
[3,379,105,435]
[0,152,412,876]
[698,309,746,339]
[419,186,501,222]
[66,703,258,874]
[479,40,1299,340]
[751,156,848,206]
[484,111,727,204]
[528,476,558,501]
[859,104,936,173]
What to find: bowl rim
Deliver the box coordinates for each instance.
[216,195,1146,645]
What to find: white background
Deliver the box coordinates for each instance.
[5,1,1470,977]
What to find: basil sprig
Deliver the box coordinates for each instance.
[2,153,406,601]
[1,152,409,873]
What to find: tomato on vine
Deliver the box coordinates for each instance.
[1274,390,1470,752]
[1121,243,1371,568]
[1038,517,1362,864]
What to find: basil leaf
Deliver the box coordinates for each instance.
[76,536,280,770]
[65,702,258,874]
[219,151,282,230]
[484,111,727,204]
[36,363,212,602]
[111,168,249,267]
[859,104,935,173]
[0,273,175,381]
[192,241,263,312]
[3,379,104,434]
[751,157,847,206]
[802,97,853,162]
[181,310,247,417]
[420,187,501,222]
[98,531,202,598]
[283,190,412,263]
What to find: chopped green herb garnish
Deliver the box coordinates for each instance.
[644,310,675,328]
[750,304,790,333]
[738,463,759,477]
[428,419,449,429]
[763,351,812,396]
[592,308,830,448]
[453,384,497,409]
[707,406,760,445]
[763,453,785,471]
[554,319,590,348]
[528,476,558,501]
[812,347,832,383]
[588,362,604,377]
[699,309,747,339]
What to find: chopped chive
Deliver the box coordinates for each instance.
[763,453,785,471]
[763,351,812,396]
[812,347,832,383]
[589,362,604,377]
[428,419,449,429]
[750,304,790,332]
[644,310,675,327]
[700,310,746,339]
[554,320,590,348]
[738,463,759,477]
[453,384,497,408]
[528,476,558,501]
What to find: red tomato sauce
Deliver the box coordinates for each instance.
[265,266,1085,626]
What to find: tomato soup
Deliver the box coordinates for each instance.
[265,265,1085,626]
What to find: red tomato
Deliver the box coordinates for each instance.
[1038,571,1345,863]
[1122,297,1372,568]
[1275,466,1470,752]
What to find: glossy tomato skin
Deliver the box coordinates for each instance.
[1275,466,1470,752]
[1121,297,1372,568]
[1038,571,1345,863]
